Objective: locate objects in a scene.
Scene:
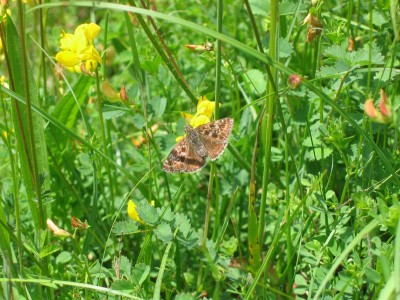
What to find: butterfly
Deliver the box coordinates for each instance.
[162,118,234,173]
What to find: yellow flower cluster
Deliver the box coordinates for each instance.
[177,96,217,142]
[55,23,101,73]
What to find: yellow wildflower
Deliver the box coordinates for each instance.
[55,23,102,73]
[127,200,144,224]
[176,96,217,142]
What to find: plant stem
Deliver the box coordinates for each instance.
[258,0,279,247]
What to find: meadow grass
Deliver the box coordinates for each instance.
[0,0,399,299]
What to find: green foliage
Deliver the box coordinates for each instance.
[0,0,399,299]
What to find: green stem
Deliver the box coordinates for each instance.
[153,231,177,300]
[17,0,44,230]
[95,69,115,205]
[124,8,152,202]
[258,0,279,247]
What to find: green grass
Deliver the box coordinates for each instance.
[0,0,399,299]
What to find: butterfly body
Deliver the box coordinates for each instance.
[163,118,234,173]
[185,124,208,158]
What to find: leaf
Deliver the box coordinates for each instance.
[39,244,62,258]
[324,43,384,67]
[157,206,175,223]
[246,69,266,94]
[77,153,94,176]
[52,76,92,128]
[131,263,150,286]
[102,105,127,120]
[177,230,199,250]
[175,213,191,238]
[112,220,139,235]
[116,255,132,278]
[5,15,50,226]
[278,37,293,58]
[132,113,146,129]
[324,44,348,61]
[154,223,173,243]
[111,280,135,291]
[136,200,159,225]
[150,97,167,118]
[56,251,72,264]
[249,0,269,16]
[249,0,306,16]
[371,10,388,27]
[280,0,307,15]
[306,147,333,161]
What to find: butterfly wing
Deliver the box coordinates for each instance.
[162,137,206,173]
[196,118,233,160]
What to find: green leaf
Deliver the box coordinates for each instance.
[102,104,127,120]
[157,206,175,223]
[39,244,62,258]
[150,96,167,118]
[249,0,269,16]
[77,153,94,176]
[116,255,132,278]
[56,251,72,264]
[246,69,266,94]
[131,263,150,286]
[132,113,145,129]
[136,200,159,225]
[52,76,92,128]
[278,37,293,58]
[371,10,388,27]
[112,220,139,235]
[177,229,198,250]
[306,147,333,161]
[5,15,49,227]
[111,280,135,291]
[175,213,191,238]
[154,223,173,243]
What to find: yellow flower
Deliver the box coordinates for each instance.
[176,96,217,142]
[55,23,101,73]
[196,96,216,120]
[127,200,144,224]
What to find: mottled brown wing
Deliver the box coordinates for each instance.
[196,118,233,160]
[162,137,206,173]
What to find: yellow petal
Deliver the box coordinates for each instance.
[78,45,102,63]
[127,200,143,224]
[70,30,87,53]
[196,96,216,119]
[59,32,74,51]
[55,51,80,67]
[84,23,101,42]
[83,60,98,73]
[181,111,194,123]
[190,114,210,128]
[74,23,88,35]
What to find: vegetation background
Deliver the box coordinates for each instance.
[0,0,399,299]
